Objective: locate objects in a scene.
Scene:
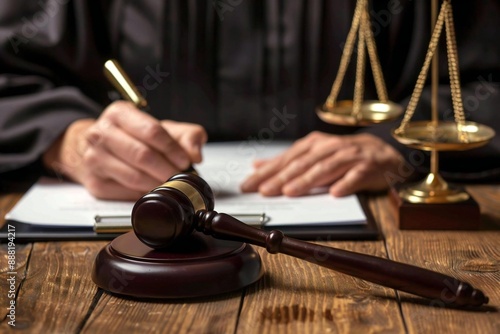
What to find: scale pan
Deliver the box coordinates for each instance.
[316,100,403,126]
[392,120,495,151]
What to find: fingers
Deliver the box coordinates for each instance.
[256,154,328,196]
[240,135,314,193]
[103,101,192,170]
[329,164,371,197]
[252,159,268,168]
[160,120,208,163]
[50,101,209,200]
[54,108,400,201]
[257,144,360,196]
[329,150,402,197]
[241,132,344,195]
[240,155,289,193]
[85,120,180,183]
[84,101,205,182]
[241,132,404,198]
[82,139,163,193]
[281,148,359,197]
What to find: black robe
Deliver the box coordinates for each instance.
[1,0,499,182]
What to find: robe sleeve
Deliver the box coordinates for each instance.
[0,0,110,174]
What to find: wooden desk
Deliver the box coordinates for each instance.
[1,185,499,333]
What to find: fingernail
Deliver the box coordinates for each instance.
[283,183,299,196]
[259,183,279,196]
[240,179,255,192]
[329,187,343,197]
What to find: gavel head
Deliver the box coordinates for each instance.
[131,173,215,248]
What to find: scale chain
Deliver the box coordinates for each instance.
[395,0,449,134]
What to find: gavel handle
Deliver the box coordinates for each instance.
[195,211,488,307]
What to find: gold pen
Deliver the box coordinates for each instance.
[104,59,148,110]
[103,59,196,173]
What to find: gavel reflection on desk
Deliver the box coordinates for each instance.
[130,173,488,307]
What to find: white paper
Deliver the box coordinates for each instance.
[5,141,366,227]
[5,177,134,227]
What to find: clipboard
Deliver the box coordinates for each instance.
[0,194,378,242]
[0,221,120,242]
[1,142,380,243]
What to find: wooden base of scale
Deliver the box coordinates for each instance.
[388,187,481,230]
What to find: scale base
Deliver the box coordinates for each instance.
[92,231,263,299]
[388,187,481,230]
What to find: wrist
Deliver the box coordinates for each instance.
[42,118,95,181]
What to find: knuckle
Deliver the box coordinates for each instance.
[102,101,136,126]
[354,163,379,181]
[310,130,323,138]
[85,127,105,146]
[317,136,342,150]
[142,122,165,142]
[351,145,362,155]
[339,144,360,157]
[354,164,371,176]
[307,131,324,142]
[289,159,306,172]
[131,145,155,165]
[314,160,329,173]
[195,126,208,142]
[104,100,131,115]
[126,171,145,189]
[82,148,100,166]
[102,103,120,118]
[191,124,206,134]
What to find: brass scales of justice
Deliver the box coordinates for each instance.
[316,0,403,126]
[317,0,495,229]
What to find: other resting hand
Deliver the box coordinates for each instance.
[240,131,405,197]
[42,101,207,200]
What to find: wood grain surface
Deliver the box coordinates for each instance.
[1,186,499,333]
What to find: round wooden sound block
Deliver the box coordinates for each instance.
[92,231,263,298]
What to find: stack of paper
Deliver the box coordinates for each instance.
[4,142,367,234]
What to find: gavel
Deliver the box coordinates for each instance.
[131,173,488,307]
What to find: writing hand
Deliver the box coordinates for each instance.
[159,119,207,164]
[240,132,404,197]
[43,101,207,200]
